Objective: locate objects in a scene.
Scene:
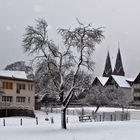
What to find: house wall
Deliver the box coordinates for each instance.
[120,87,133,103]
[0,78,35,110]
[105,86,133,104]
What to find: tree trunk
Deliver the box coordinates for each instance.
[95,106,100,114]
[61,107,67,129]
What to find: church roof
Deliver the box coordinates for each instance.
[97,77,109,86]
[93,76,108,86]
[105,75,131,88]
[103,51,112,77]
[113,48,125,76]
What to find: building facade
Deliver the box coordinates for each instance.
[0,71,35,117]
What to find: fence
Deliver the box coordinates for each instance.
[93,111,130,121]
[46,107,130,121]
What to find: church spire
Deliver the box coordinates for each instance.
[113,48,125,76]
[103,51,112,77]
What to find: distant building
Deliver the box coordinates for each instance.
[0,70,35,117]
[93,48,135,105]
[102,48,125,77]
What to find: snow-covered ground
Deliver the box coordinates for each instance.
[0,108,140,140]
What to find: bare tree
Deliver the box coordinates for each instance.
[22,19,104,129]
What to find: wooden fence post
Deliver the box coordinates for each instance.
[20,118,22,126]
[50,107,53,113]
[92,111,94,118]
[67,109,69,115]
[103,112,105,121]
[121,113,124,121]
[3,119,5,127]
[110,114,113,121]
[51,117,54,124]
[114,111,116,121]
[73,110,75,115]
[99,114,101,122]
[36,117,38,125]
[66,117,68,123]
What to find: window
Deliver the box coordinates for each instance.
[3,82,13,89]
[16,97,26,103]
[134,97,140,101]
[16,83,26,93]
[17,84,26,90]
[134,88,140,93]
[2,96,12,102]
[28,84,34,91]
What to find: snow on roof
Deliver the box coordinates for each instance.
[0,70,27,79]
[97,76,109,86]
[111,75,131,88]
[126,77,135,82]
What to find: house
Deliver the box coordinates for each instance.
[0,70,35,117]
[105,75,133,103]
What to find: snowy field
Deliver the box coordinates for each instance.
[0,108,140,140]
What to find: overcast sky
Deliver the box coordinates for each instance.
[0,0,140,77]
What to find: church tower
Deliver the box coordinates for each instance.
[113,48,125,76]
[103,51,112,77]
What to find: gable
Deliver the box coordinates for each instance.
[134,73,140,84]
[92,78,102,86]
[105,77,118,87]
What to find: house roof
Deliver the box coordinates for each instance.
[0,70,34,83]
[97,77,109,86]
[93,76,109,86]
[106,75,131,88]
[126,77,135,83]
[0,70,27,79]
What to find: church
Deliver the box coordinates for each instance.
[92,48,140,105]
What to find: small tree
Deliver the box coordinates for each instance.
[4,61,34,79]
[22,19,104,129]
[81,85,109,113]
[82,86,128,114]
[107,88,129,112]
